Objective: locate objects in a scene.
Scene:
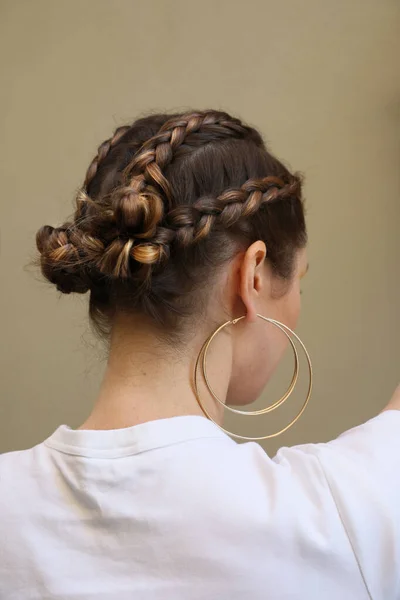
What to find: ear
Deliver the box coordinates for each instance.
[239,241,267,323]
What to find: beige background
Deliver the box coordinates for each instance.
[0,0,399,455]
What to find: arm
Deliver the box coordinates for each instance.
[383,383,400,411]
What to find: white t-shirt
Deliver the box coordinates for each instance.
[1,412,400,600]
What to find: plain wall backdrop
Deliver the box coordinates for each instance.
[0,0,399,455]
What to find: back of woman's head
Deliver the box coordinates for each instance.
[36,110,307,335]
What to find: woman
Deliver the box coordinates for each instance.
[1,110,399,599]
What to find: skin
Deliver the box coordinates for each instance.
[79,242,398,431]
[384,383,400,412]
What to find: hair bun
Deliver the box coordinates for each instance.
[111,185,164,237]
[36,225,90,294]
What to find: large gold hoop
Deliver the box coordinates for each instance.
[194,314,313,442]
[202,315,299,416]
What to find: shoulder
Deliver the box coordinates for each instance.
[313,410,400,490]
[283,411,400,599]
[0,443,50,502]
[0,442,44,470]
[271,411,400,534]
[0,446,34,476]
[272,410,400,486]
[191,435,335,528]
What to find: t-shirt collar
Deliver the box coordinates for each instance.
[44,415,231,458]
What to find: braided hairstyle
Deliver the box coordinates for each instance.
[36,110,306,332]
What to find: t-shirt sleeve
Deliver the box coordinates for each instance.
[313,410,400,600]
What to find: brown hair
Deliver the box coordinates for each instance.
[36,110,306,334]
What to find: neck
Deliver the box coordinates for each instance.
[79,315,230,431]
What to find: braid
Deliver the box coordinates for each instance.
[73,125,131,222]
[157,175,301,247]
[123,111,254,203]
[84,126,131,190]
[102,173,300,273]
[106,111,259,267]
[36,225,90,294]
[36,126,131,291]
[75,112,299,274]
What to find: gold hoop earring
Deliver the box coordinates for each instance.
[194,314,313,442]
